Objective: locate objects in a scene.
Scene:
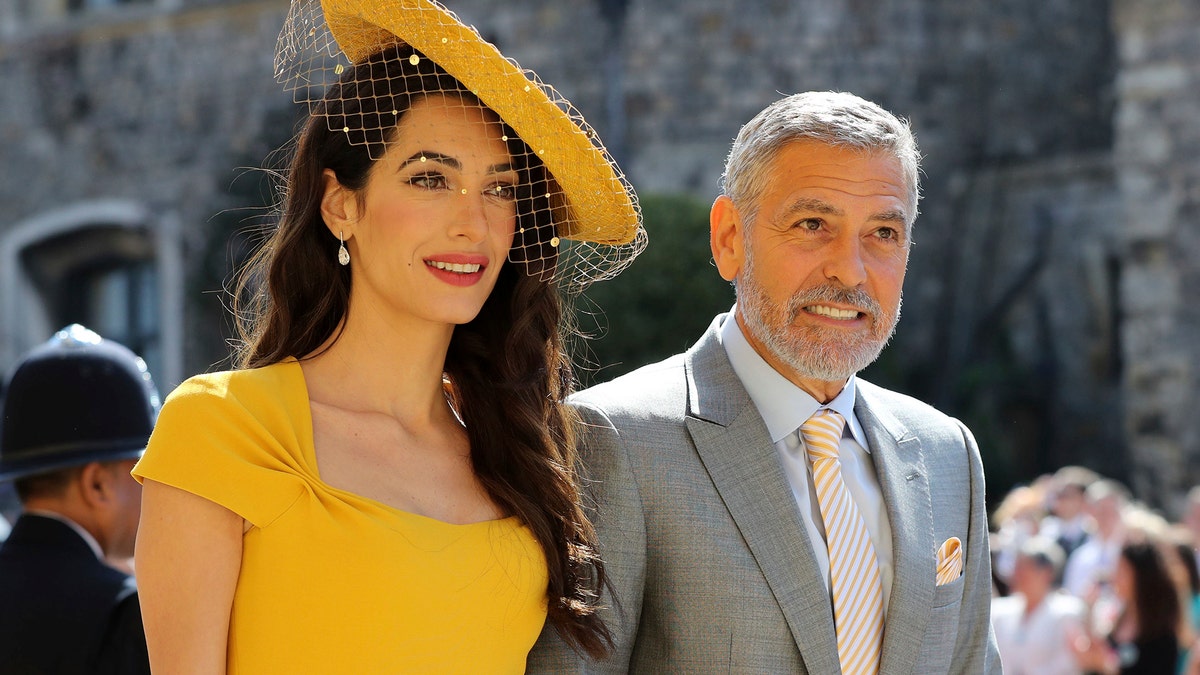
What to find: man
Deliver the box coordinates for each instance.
[992,536,1086,675]
[0,324,156,674]
[1062,479,1128,599]
[1040,465,1099,561]
[531,92,999,673]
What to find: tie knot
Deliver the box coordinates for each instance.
[801,409,846,462]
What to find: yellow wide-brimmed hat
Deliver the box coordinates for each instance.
[275,0,645,287]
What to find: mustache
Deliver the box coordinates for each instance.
[784,284,882,321]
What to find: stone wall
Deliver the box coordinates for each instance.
[1112,0,1200,512]
[0,0,294,377]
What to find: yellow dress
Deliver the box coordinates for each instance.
[132,359,549,674]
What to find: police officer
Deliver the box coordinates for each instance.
[0,325,156,674]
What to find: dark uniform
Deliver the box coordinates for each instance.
[0,325,158,674]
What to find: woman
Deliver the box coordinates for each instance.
[1075,538,1182,675]
[132,1,643,672]
[1165,529,1200,674]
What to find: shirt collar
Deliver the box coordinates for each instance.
[718,308,869,449]
[25,509,105,561]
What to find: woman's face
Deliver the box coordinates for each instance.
[332,94,519,328]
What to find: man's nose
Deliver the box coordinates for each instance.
[821,234,867,287]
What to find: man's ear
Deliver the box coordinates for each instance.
[76,462,110,508]
[320,168,358,240]
[711,195,746,282]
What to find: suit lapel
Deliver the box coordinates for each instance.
[683,319,840,674]
[855,384,935,675]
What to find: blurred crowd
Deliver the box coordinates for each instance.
[991,466,1200,675]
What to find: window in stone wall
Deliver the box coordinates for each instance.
[69,0,155,11]
[12,0,153,24]
[65,258,161,379]
[20,224,162,381]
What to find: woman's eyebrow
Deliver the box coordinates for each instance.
[398,152,515,177]
[399,151,459,170]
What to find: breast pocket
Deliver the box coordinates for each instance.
[916,573,965,673]
[931,570,965,608]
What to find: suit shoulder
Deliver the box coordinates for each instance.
[571,353,686,418]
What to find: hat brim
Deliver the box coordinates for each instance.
[0,443,145,483]
[320,0,639,247]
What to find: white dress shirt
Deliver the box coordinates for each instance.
[1062,534,1122,598]
[719,313,895,611]
[991,592,1086,675]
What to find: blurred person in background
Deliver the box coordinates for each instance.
[1073,537,1181,675]
[1123,506,1198,674]
[1042,466,1101,560]
[1165,526,1200,673]
[992,535,1086,675]
[0,480,20,539]
[0,324,156,674]
[1065,479,1131,599]
[991,483,1049,594]
[1184,488,1200,575]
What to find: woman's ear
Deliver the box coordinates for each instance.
[320,169,357,239]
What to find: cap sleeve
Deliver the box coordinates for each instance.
[132,366,309,529]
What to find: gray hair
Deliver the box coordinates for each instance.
[720,91,921,228]
[1086,478,1131,504]
[1187,485,1200,505]
[1018,536,1067,576]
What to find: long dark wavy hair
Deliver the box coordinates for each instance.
[1118,539,1181,643]
[233,44,610,657]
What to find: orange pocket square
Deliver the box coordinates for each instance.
[935,537,963,586]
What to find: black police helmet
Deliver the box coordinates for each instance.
[0,325,160,481]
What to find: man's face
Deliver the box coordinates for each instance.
[1010,554,1052,596]
[716,140,911,389]
[1052,485,1086,520]
[1088,494,1122,535]
[102,459,142,561]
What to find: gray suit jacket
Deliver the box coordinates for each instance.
[529,315,1001,674]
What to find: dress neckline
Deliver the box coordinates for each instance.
[276,356,520,530]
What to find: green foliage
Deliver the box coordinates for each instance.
[572,193,733,387]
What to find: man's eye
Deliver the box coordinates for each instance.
[796,218,822,231]
[877,227,899,240]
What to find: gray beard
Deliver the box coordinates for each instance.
[737,250,901,383]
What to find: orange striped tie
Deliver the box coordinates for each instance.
[801,410,884,675]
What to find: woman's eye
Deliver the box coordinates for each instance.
[409,173,448,190]
[489,184,517,200]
